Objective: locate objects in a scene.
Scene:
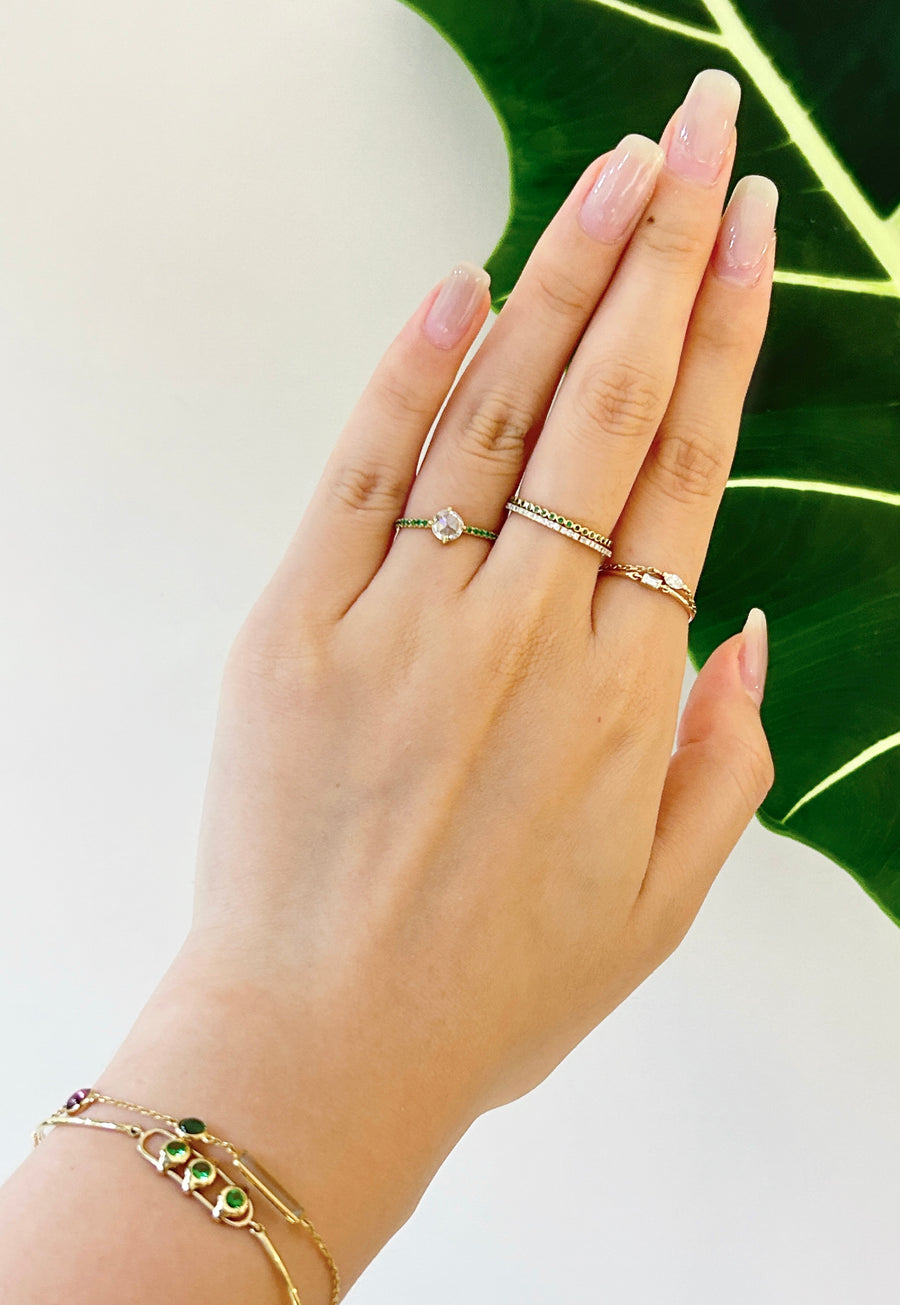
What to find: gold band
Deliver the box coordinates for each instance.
[394,506,497,543]
[598,562,697,620]
[505,495,613,557]
[33,1089,340,1305]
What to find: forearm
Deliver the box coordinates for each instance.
[1,937,473,1304]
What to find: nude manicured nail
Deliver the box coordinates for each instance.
[578,134,664,242]
[739,607,768,706]
[423,261,491,349]
[667,69,741,185]
[714,175,778,285]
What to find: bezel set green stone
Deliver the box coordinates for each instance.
[157,1137,192,1173]
[213,1184,252,1224]
[181,1157,217,1192]
[176,1116,208,1139]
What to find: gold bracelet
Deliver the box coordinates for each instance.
[33,1089,340,1305]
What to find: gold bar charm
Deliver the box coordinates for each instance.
[249,1226,304,1305]
[235,1151,305,1224]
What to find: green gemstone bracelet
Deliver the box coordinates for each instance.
[33,1089,340,1305]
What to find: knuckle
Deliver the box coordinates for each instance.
[224,619,328,706]
[481,587,572,687]
[644,420,731,504]
[639,210,710,263]
[598,656,666,750]
[485,622,545,690]
[532,259,596,322]
[328,460,410,515]
[639,880,696,966]
[719,731,775,810]
[574,356,664,443]
[692,304,762,357]
[457,390,533,474]
[370,368,433,425]
[612,660,652,722]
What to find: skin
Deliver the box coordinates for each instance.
[2,71,776,1305]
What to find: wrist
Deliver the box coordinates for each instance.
[97,932,475,1291]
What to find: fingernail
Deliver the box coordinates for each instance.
[714,175,779,285]
[666,69,741,185]
[423,261,491,349]
[658,108,679,154]
[578,134,664,242]
[739,607,768,706]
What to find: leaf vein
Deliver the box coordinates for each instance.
[701,0,900,287]
[773,270,900,298]
[782,732,900,823]
[584,0,725,45]
[725,478,900,509]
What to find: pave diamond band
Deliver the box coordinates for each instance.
[598,562,697,621]
[505,495,613,558]
[394,506,498,543]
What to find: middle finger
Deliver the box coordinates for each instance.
[488,68,742,603]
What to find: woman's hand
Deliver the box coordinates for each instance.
[102,66,776,1296]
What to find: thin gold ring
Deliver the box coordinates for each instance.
[505,495,613,558]
[394,506,497,543]
[598,562,697,620]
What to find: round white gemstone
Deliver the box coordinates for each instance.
[663,572,686,590]
[431,507,465,543]
[640,572,664,589]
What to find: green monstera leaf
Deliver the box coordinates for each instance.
[400,0,900,920]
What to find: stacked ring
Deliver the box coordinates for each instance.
[598,562,697,620]
[393,496,698,622]
[394,506,498,543]
[505,495,613,558]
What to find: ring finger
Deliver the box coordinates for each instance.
[594,175,778,639]
[381,131,666,589]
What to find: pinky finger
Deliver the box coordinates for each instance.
[258,261,491,627]
[628,609,774,961]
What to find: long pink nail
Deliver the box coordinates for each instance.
[667,69,741,185]
[578,134,664,242]
[739,607,768,706]
[714,175,778,285]
[423,261,490,349]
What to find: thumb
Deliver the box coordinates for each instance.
[630,608,775,957]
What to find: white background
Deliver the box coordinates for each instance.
[2,2,900,1301]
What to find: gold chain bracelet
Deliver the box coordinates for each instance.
[33,1089,340,1305]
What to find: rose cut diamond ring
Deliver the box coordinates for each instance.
[394,506,498,544]
[504,495,613,558]
[598,562,697,621]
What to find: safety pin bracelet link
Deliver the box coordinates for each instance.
[89,1092,341,1301]
[34,1090,340,1305]
[35,1110,305,1305]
